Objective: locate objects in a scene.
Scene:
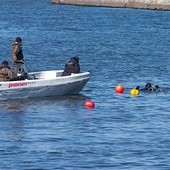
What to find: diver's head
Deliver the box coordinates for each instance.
[135,86,140,90]
[145,83,153,91]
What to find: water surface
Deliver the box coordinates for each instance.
[0,1,170,169]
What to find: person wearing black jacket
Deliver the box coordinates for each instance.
[62,56,80,76]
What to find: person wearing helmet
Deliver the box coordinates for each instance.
[0,60,16,81]
[12,37,25,74]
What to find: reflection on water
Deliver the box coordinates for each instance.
[0,94,90,113]
[0,101,25,113]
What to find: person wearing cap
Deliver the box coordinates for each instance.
[0,60,16,82]
[12,37,25,74]
[62,56,80,76]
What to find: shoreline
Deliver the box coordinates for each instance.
[51,0,170,11]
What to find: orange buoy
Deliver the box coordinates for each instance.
[84,100,95,108]
[115,85,124,94]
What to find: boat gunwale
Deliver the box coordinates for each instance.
[0,70,91,84]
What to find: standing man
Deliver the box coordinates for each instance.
[12,37,28,75]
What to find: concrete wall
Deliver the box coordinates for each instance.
[51,0,170,10]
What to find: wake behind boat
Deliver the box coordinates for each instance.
[0,70,91,100]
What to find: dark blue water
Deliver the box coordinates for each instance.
[0,0,170,169]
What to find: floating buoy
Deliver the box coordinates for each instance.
[115,85,124,94]
[84,100,95,108]
[130,88,139,95]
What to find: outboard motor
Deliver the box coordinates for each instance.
[15,61,29,80]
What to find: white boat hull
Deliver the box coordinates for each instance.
[0,70,91,100]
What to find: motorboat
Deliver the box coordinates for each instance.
[0,68,91,100]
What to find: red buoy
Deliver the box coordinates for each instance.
[115,85,124,94]
[84,100,95,108]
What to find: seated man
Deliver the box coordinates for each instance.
[0,60,17,82]
[62,56,80,76]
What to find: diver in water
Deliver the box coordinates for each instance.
[154,85,162,92]
[145,82,154,92]
[135,83,162,92]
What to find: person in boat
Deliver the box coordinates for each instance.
[135,83,162,92]
[0,60,17,82]
[12,37,28,74]
[62,56,80,76]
